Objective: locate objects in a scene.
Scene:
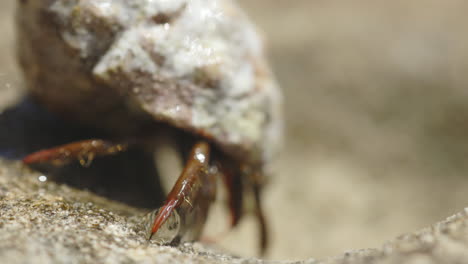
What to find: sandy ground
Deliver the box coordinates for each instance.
[3,0,468,261]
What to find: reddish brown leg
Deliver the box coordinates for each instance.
[251,171,269,255]
[148,141,216,243]
[221,163,269,255]
[22,139,128,167]
[216,159,244,228]
[210,158,269,255]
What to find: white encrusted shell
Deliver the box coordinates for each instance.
[17,0,282,164]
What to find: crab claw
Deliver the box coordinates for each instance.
[148,141,216,243]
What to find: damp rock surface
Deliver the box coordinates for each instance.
[2,158,468,264]
[0,159,243,264]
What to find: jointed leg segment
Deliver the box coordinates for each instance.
[22,139,128,166]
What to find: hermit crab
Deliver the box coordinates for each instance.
[17,0,282,253]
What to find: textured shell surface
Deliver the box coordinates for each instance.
[17,0,282,165]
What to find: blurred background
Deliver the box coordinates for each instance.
[3,0,468,261]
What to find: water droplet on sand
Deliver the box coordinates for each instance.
[145,208,180,244]
[38,175,47,182]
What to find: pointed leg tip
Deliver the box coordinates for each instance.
[148,201,178,237]
[147,231,155,241]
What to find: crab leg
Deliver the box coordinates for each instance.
[149,143,269,253]
[148,141,216,242]
[22,139,128,167]
[216,159,244,228]
[221,163,268,254]
[251,172,268,254]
